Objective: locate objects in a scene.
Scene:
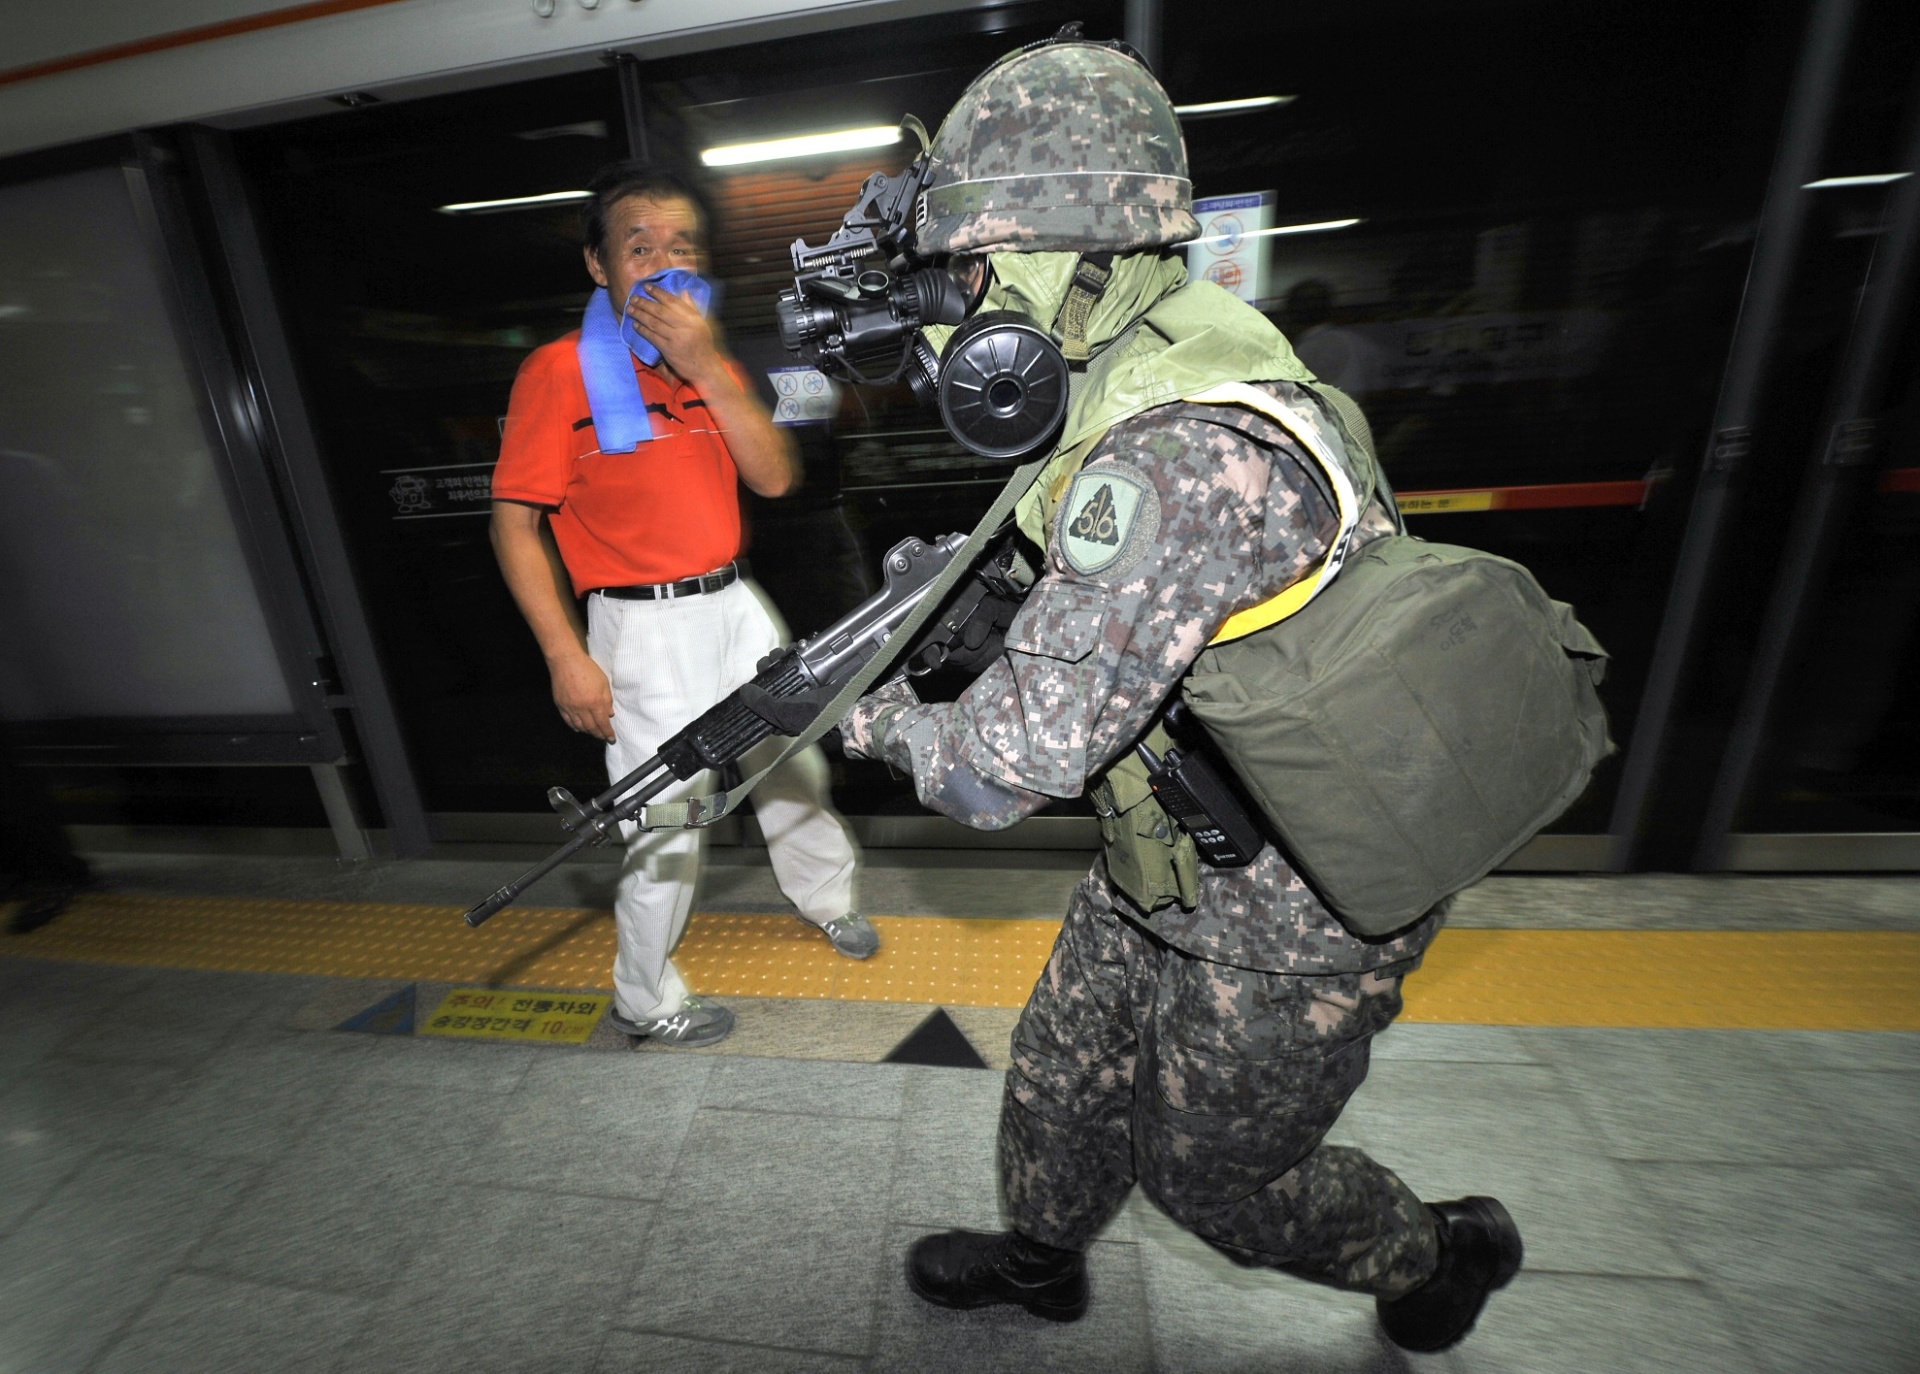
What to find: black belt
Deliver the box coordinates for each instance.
[596,562,739,601]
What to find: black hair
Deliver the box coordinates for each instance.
[581,162,711,260]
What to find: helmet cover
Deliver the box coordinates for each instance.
[917,39,1199,256]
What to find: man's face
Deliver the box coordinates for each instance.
[584,193,708,303]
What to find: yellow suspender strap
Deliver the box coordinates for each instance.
[1187,382,1366,647]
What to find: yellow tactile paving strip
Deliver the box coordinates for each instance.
[6,893,1919,1030]
[1404,929,1920,1030]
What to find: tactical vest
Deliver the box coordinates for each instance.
[1019,278,1372,914]
[1028,281,1613,934]
[1039,378,1389,916]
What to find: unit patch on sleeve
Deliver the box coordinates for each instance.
[1057,461,1160,578]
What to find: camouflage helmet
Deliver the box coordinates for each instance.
[915,36,1198,256]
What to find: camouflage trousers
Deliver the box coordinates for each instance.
[999,876,1440,1298]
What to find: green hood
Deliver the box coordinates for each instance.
[922,250,1317,546]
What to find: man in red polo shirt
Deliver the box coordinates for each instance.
[490,165,870,1048]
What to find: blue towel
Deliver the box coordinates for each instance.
[619,268,716,365]
[575,269,717,453]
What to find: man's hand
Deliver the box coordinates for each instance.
[624,283,723,389]
[549,652,616,742]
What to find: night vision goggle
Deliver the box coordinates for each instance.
[773,118,1070,461]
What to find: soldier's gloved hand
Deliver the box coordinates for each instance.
[940,592,1023,675]
[739,681,835,738]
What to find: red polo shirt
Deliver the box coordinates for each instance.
[492,332,750,593]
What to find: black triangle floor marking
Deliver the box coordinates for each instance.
[883,1007,989,1069]
[336,983,417,1036]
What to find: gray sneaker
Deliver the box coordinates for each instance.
[608,995,735,1048]
[811,913,881,959]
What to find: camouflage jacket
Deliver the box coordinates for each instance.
[842,381,1444,975]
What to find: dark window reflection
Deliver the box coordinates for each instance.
[1743,321,1920,834]
[236,72,630,813]
[1167,0,1879,830]
[233,0,1912,837]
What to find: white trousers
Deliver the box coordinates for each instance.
[587,578,858,1019]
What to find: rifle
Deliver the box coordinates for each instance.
[462,531,1028,928]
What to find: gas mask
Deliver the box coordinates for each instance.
[774,122,1072,460]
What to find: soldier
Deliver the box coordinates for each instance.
[836,34,1523,1352]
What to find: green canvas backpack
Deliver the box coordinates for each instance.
[1178,383,1616,935]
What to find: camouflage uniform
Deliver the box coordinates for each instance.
[843,383,1443,1296]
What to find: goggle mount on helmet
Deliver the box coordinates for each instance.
[774,117,1071,460]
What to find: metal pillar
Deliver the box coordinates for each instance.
[613,52,649,162]
[1125,0,1162,74]
[1694,68,1920,869]
[310,763,372,863]
[1604,0,1860,869]
[182,127,435,858]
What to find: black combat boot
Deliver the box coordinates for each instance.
[906,1228,1089,1322]
[1377,1196,1524,1352]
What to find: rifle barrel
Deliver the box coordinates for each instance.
[462,765,676,928]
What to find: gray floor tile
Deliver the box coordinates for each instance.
[0,955,156,1005]
[1443,1273,1751,1374]
[1340,1062,1602,1163]
[702,1055,909,1120]
[1368,1024,1540,1064]
[1781,1069,1920,1175]
[595,1331,865,1373]
[0,1055,182,1148]
[1378,1145,1692,1279]
[0,960,157,1092]
[355,1032,542,1094]
[189,1076,508,1295]
[868,1224,1151,1374]
[0,1129,98,1237]
[0,1148,257,1374]
[1131,1200,1445,1374]
[53,967,280,1066]
[215,974,339,1045]
[338,1186,655,1374]
[456,1052,711,1200]
[1524,1029,1845,1164]
[91,1273,371,1374]
[887,1067,1010,1233]
[885,1067,1143,1245]
[0,1000,99,1094]
[616,1108,899,1357]
[132,1034,374,1164]
[1755,1030,1920,1074]
[1627,1162,1920,1374]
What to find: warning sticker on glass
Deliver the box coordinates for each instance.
[420,988,609,1044]
[767,366,840,425]
[1397,490,1495,515]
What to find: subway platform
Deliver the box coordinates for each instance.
[2,847,1916,1374]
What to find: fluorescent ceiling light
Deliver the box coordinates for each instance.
[702,126,902,168]
[438,190,592,215]
[1802,172,1913,189]
[1175,96,1295,118]
[1193,218,1363,245]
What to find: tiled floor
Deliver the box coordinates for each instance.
[2,857,1917,1373]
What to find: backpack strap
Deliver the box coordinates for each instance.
[1184,381,1371,645]
[1310,381,1406,536]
